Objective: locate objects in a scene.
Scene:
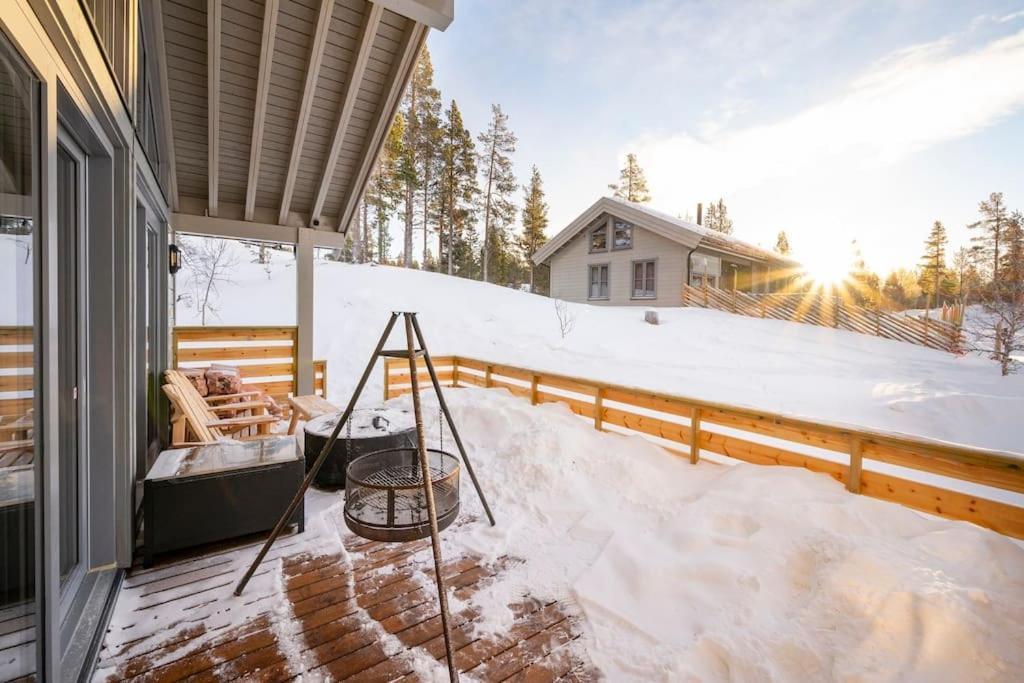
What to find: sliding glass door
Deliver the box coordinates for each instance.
[0,30,40,682]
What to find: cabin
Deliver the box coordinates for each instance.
[532,196,799,306]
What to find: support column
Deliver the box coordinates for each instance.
[296,227,315,395]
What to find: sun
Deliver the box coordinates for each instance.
[798,246,853,287]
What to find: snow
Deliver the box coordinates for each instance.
[175,241,1024,455]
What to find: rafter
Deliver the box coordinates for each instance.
[338,21,427,233]
[309,1,383,226]
[244,0,280,221]
[207,0,222,216]
[278,0,335,226]
[151,1,179,210]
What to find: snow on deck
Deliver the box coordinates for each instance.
[99,390,1024,681]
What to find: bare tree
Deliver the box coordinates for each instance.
[966,281,1024,376]
[181,236,239,325]
[554,299,576,339]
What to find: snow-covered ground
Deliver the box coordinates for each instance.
[176,241,1024,454]
[173,240,1024,680]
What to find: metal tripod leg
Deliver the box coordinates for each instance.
[404,313,458,681]
[411,313,496,526]
[234,312,400,596]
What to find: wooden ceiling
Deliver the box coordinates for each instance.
[158,0,446,235]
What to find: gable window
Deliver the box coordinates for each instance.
[589,223,608,252]
[612,219,633,250]
[589,264,609,300]
[632,260,656,298]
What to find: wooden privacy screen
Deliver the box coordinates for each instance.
[384,356,1024,539]
[0,326,33,423]
[682,284,961,352]
[172,326,326,411]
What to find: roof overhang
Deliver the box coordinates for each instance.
[158,0,444,243]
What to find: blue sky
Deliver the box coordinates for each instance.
[425,1,1024,275]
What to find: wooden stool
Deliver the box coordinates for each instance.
[287,394,339,435]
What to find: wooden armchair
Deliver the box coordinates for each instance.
[163,376,282,447]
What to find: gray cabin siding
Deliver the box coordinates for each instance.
[549,222,688,306]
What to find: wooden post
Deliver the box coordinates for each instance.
[689,408,701,464]
[924,310,930,344]
[875,308,881,336]
[847,438,863,493]
[484,365,492,388]
[760,297,766,318]
[703,278,708,306]
[382,359,390,400]
[593,388,603,430]
[451,358,460,387]
[530,375,539,405]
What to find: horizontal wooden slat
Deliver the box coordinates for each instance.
[244,380,294,396]
[699,430,848,483]
[602,387,692,419]
[602,406,690,445]
[174,326,297,341]
[0,352,32,369]
[177,346,295,362]
[488,377,531,399]
[864,441,1024,494]
[701,407,849,453]
[489,364,534,383]
[536,391,595,419]
[235,363,295,378]
[860,469,1024,538]
[0,397,33,418]
[538,374,598,397]
[0,375,33,393]
[0,327,33,345]
[387,369,454,386]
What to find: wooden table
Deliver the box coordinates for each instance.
[286,394,339,435]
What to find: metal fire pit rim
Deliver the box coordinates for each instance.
[345,447,460,492]
[343,502,461,543]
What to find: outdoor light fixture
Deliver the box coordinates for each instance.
[169,243,181,275]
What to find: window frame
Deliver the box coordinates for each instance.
[588,218,610,253]
[611,218,633,251]
[631,258,657,299]
[588,263,610,301]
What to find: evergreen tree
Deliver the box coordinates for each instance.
[999,211,1024,287]
[952,246,981,303]
[608,153,651,203]
[519,165,549,292]
[398,49,439,267]
[704,198,734,234]
[477,104,518,283]
[775,230,790,255]
[969,192,1010,287]
[366,113,406,262]
[882,272,907,310]
[919,220,948,306]
[413,48,442,270]
[437,100,479,276]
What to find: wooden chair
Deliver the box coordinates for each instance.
[165,369,263,411]
[162,379,282,448]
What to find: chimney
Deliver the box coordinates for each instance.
[696,203,703,226]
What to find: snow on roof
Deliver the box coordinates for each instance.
[533,196,798,266]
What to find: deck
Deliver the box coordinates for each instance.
[94,492,594,682]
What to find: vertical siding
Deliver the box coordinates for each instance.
[548,218,687,307]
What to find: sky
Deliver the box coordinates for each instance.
[424,0,1024,276]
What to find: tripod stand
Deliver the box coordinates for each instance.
[234,312,495,681]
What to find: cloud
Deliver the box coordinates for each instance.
[628,28,1024,213]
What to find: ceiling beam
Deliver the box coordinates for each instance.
[151,2,179,211]
[338,20,426,233]
[309,1,383,226]
[207,0,222,216]
[244,0,280,221]
[172,212,349,249]
[278,0,335,226]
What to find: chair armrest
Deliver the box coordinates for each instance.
[205,391,262,404]
[208,401,269,414]
[207,414,279,429]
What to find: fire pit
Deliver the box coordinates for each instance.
[344,447,460,542]
[303,407,415,488]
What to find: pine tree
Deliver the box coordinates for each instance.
[519,165,549,292]
[366,113,406,263]
[918,220,948,306]
[437,100,479,276]
[704,198,734,234]
[477,104,517,283]
[398,49,439,268]
[999,211,1024,287]
[952,246,981,303]
[969,192,1010,287]
[608,153,651,203]
[775,230,790,255]
[413,48,442,270]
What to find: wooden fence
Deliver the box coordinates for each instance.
[384,356,1024,539]
[682,284,961,352]
[0,326,33,423]
[172,326,326,411]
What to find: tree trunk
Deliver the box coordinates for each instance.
[421,164,430,269]
[362,201,371,262]
[482,142,496,283]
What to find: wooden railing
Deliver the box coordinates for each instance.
[384,356,1024,539]
[172,326,326,411]
[682,284,961,352]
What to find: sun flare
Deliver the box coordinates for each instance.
[797,247,853,287]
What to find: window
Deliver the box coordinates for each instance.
[589,264,609,299]
[589,223,608,252]
[633,260,656,298]
[612,219,633,250]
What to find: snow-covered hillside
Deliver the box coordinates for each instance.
[176,241,1024,454]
